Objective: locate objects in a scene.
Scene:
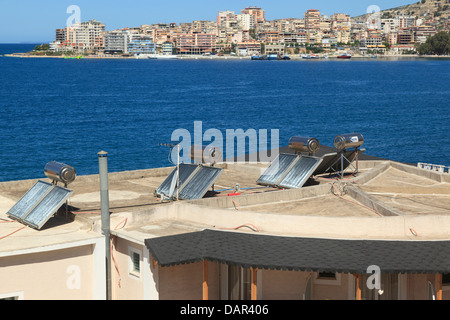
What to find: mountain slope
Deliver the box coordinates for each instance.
[353,0,450,21]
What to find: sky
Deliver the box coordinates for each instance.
[0,0,417,43]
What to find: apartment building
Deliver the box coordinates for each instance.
[396,15,416,29]
[414,25,437,43]
[330,13,351,30]
[217,10,236,27]
[397,29,415,44]
[241,7,265,24]
[278,32,307,45]
[54,20,105,52]
[237,13,255,31]
[127,35,156,55]
[264,43,285,55]
[258,31,279,43]
[177,32,216,55]
[236,40,261,56]
[104,30,130,54]
[304,9,321,30]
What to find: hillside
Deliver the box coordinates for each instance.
[353,0,450,21]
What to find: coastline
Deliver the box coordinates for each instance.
[3,52,450,60]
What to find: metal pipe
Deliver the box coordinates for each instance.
[98,151,111,300]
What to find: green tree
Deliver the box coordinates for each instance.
[34,44,50,51]
[417,31,450,55]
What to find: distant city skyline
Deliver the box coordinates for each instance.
[0,0,416,43]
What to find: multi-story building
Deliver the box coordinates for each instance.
[304,9,321,30]
[55,19,106,52]
[333,29,351,44]
[104,30,130,54]
[237,13,255,31]
[319,15,331,32]
[236,40,261,56]
[387,32,398,45]
[258,31,279,43]
[330,13,351,30]
[192,20,217,33]
[307,30,323,44]
[396,15,416,29]
[397,29,414,44]
[381,19,396,34]
[241,7,265,24]
[278,32,307,45]
[177,32,216,55]
[127,35,156,55]
[161,41,174,55]
[217,10,236,27]
[413,25,437,44]
[264,43,285,55]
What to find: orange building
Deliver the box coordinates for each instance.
[241,7,265,24]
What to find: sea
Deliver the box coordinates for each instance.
[0,43,449,182]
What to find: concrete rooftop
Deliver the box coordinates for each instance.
[1,155,450,254]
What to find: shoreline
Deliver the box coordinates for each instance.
[3,52,450,60]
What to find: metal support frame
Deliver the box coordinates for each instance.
[326,148,360,179]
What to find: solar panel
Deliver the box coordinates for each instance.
[278,156,323,189]
[312,152,340,176]
[177,166,223,200]
[155,164,199,198]
[7,180,73,230]
[23,185,72,229]
[7,180,53,221]
[256,153,298,186]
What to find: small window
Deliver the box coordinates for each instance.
[128,247,141,278]
[442,273,450,285]
[318,272,336,280]
[132,252,140,273]
[314,272,341,286]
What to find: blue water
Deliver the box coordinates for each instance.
[0,43,449,182]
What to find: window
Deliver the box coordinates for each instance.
[227,265,251,300]
[128,247,141,278]
[442,273,450,285]
[317,272,336,280]
[361,274,398,300]
[314,272,341,285]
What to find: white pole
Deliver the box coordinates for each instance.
[177,144,180,201]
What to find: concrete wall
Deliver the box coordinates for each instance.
[158,261,220,300]
[111,238,145,300]
[0,245,94,300]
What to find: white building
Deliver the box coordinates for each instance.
[237,13,256,31]
[104,30,130,54]
[59,19,106,52]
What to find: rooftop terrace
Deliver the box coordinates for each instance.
[1,148,450,255]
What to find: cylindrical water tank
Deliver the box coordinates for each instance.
[190,145,223,165]
[333,133,364,150]
[44,161,77,185]
[288,136,320,154]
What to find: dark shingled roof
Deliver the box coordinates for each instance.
[145,229,450,274]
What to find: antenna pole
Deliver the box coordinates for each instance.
[98,151,111,300]
[177,144,180,201]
